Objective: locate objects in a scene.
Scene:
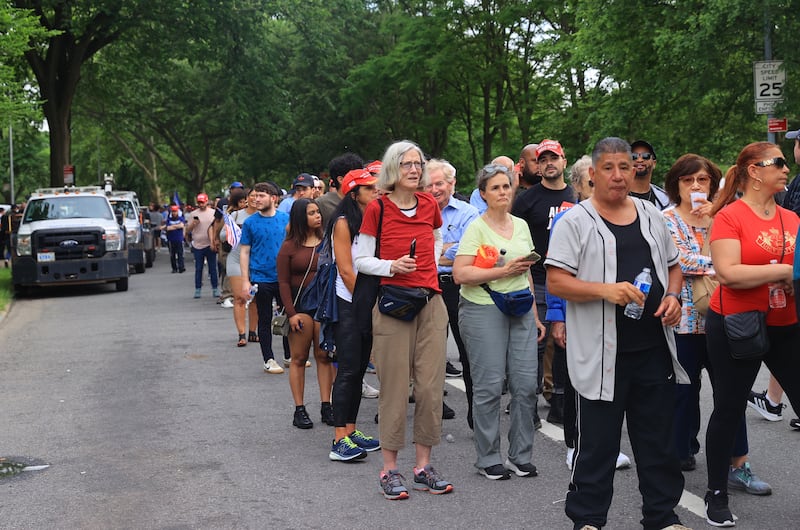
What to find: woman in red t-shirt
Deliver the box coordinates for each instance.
[704,142,800,526]
[354,140,452,500]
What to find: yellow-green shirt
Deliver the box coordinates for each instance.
[457,215,535,305]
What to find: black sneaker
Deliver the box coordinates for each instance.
[533,408,542,430]
[321,402,335,426]
[442,401,455,420]
[746,389,785,421]
[293,406,313,429]
[445,361,462,378]
[479,463,511,480]
[504,458,537,477]
[704,490,737,527]
[790,417,800,430]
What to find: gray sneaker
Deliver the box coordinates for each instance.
[379,469,409,500]
[728,462,772,495]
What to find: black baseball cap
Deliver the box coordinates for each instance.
[630,140,657,159]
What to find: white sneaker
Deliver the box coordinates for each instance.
[566,447,575,470]
[616,452,631,469]
[221,298,234,308]
[263,359,284,374]
[362,381,379,398]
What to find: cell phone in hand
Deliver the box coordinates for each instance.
[521,250,541,262]
[409,238,416,258]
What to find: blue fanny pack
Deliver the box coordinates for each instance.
[480,284,534,317]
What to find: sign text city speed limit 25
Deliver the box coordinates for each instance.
[753,60,784,115]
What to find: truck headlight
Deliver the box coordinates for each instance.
[126,227,140,244]
[105,229,124,251]
[15,235,32,256]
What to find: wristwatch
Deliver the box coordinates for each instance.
[664,292,682,306]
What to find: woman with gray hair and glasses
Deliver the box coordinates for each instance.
[354,140,452,500]
[453,164,546,481]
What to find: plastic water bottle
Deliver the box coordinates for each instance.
[246,283,258,308]
[768,259,786,309]
[624,267,652,320]
[495,249,507,267]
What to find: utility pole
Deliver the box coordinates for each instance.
[9,123,15,205]
[764,6,775,144]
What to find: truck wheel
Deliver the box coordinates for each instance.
[116,277,129,292]
[134,262,145,274]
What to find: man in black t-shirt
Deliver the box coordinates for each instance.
[511,139,577,425]
[628,140,670,210]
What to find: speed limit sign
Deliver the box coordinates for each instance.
[754,61,784,114]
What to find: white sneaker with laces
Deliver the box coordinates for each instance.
[221,298,234,308]
[263,359,284,374]
[362,381,379,398]
[616,452,631,469]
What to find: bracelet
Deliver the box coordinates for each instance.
[664,292,682,306]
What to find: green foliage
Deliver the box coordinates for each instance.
[12,0,800,199]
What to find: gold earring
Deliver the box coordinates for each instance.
[752,177,762,192]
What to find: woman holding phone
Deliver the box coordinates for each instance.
[354,140,452,500]
[453,164,546,481]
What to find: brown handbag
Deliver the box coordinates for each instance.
[692,222,719,316]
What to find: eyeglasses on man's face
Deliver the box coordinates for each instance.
[400,161,425,171]
[754,157,788,169]
[631,152,653,161]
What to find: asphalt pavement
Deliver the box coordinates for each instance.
[0,251,798,529]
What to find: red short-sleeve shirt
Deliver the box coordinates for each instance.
[709,200,798,325]
[360,193,442,292]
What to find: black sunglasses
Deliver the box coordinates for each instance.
[754,157,788,169]
[631,152,653,161]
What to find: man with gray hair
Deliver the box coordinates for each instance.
[546,137,688,530]
[425,158,480,426]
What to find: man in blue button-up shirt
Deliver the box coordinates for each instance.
[425,159,480,428]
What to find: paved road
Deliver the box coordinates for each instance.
[1,253,798,529]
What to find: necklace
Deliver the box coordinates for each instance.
[742,200,771,216]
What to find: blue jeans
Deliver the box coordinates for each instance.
[191,246,218,290]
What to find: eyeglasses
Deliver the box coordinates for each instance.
[754,157,788,169]
[631,152,653,161]
[678,175,712,186]
[482,164,510,174]
[399,161,425,171]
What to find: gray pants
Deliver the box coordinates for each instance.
[459,297,538,468]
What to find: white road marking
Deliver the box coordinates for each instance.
[444,378,706,522]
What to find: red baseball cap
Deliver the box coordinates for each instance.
[341,169,377,193]
[196,193,209,203]
[366,160,383,174]
[170,205,180,212]
[535,139,565,159]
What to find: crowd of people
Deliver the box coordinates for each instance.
[162,132,800,529]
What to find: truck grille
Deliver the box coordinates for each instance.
[33,229,106,259]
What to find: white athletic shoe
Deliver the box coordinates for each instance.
[362,381,380,398]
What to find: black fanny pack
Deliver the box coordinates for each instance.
[378,285,431,321]
[481,284,534,317]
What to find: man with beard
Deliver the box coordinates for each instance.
[628,140,670,210]
[517,143,542,191]
[511,139,576,426]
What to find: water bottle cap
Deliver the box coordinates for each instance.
[770,259,778,264]
[643,267,650,272]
